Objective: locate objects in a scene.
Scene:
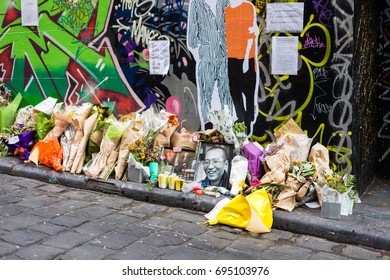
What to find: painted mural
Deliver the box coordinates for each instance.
[378,0,390,175]
[0,0,356,171]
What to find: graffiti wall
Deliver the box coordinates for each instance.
[378,0,390,177]
[0,1,368,182]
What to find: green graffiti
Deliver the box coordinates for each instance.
[0,0,143,113]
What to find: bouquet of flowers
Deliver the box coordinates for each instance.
[317,168,360,217]
[128,136,163,167]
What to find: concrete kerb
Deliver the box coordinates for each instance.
[0,157,389,251]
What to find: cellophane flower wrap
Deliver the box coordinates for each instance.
[0,83,22,131]
[243,141,264,183]
[35,112,55,140]
[207,108,238,147]
[84,115,131,179]
[1,105,36,160]
[30,137,64,172]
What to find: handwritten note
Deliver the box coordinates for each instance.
[149,40,170,75]
[266,3,304,33]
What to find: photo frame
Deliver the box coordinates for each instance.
[194,142,234,189]
[162,147,196,179]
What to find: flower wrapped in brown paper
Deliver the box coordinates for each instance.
[260,144,291,184]
[153,112,179,149]
[69,111,99,174]
[308,142,332,181]
[84,106,111,164]
[114,113,144,180]
[65,103,93,171]
[44,103,76,140]
[170,128,197,151]
[275,119,312,166]
[100,144,120,180]
[84,116,131,179]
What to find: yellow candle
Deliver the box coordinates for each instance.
[158,173,168,189]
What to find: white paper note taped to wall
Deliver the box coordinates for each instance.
[21,0,39,26]
[271,36,299,75]
[149,40,170,75]
[266,3,304,33]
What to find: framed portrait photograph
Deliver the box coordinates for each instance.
[194,142,234,189]
[162,148,196,179]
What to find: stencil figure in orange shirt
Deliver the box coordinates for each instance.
[225,0,259,135]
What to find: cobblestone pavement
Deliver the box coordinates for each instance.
[1,174,389,260]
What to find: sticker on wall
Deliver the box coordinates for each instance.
[266,3,304,33]
[21,0,39,26]
[271,36,299,75]
[149,40,170,75]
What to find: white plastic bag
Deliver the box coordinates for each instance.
[229,155,248,196]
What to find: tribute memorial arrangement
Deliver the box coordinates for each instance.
[0,84,360,233]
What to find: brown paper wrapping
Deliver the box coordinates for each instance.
[44,104,74,140]
[260,145,291,184]
[114,125,143,180]
[70,111,98,174]
[84,140,113,178]
[274,118,304,139]
[153,124,178,149]
[308,142,332,181]
[275,186,297,212]
[66,103,92,171]
[171,128,197,150]
[100,144,120,179]
[274,173,300,212]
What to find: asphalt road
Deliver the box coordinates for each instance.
[0,173,389,260]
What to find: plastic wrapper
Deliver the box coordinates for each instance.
[61,125,75,170]
[11,105,35,133]
[140,107,168,139]
[243,141,264,182]
[29,137,63,172]
[65,103,92,171]
[0,83,12,107]
[170,128,197,150]
[35,112,55,140]
[229,155,248,196]
[84,116,131,178]
[6,131,36,161]
[205,188,273,233]
[0,92,22,131]
[277,132,312,166]
[207,108,240,150]
[44,103,75,140]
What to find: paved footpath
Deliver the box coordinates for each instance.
[1,174,389,260]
